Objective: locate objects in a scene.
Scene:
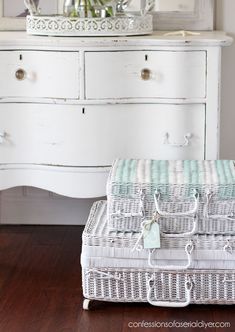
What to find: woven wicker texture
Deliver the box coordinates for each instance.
[108,197,235,232]
[108,160,235,196]
[82,201,235,269]
[82,268,235,305]
[107,159,235,231]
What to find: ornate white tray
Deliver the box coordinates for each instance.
[26,14,153,37]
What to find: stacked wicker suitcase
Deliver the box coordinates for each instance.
[81,159,235,309]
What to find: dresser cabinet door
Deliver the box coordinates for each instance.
[0,103,205,166]
[85,51,206,100]
[0,51,80,99]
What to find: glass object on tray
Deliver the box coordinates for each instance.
[63,0,114,18]
[116,0,132,14]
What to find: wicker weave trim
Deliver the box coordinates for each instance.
[107,159,235,199]
[82,267,235,305]
[81,252,235,270]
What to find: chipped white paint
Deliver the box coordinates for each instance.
[0,51,79,99]
[0,31,231,224]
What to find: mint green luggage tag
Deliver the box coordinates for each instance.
[143,219,161,249]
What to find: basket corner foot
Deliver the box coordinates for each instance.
[83,298,91,310]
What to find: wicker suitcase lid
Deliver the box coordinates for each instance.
[107,159,235,199]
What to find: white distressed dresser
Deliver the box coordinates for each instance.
[0,31,232,208]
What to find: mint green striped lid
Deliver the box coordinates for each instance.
[112,159,235,186]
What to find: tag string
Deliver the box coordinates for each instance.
[132,213,160,252]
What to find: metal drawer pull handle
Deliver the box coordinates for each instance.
[141,68,151,80]
[163,132,192,147]
[15,68,26,81]
[147,276,193,307]
[148,241,194,270]
[154,189,199,217]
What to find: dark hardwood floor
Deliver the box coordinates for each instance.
[0,225,234,332]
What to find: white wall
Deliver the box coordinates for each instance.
[0,187,98,225]
[216,0,235,158]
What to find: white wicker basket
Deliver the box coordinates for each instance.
[82,267,235,306]
[108,198,235,233]
[107,159,235,232]
[82,201,235,308]
[82,201,235,270]
[26,14,153,37]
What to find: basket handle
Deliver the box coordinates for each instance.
[160,216,198,238]
[111,189,145,218]
[147,276,193,307]
[148,241,194,270]
[204,191,235,220]
[154,189,199,217]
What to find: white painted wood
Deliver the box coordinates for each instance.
[0,31,231,223]
[0,31,231,48]
[85,51,206,100]
[0,51,79,99]
[0,165,110,198]
[205,47,222,159]
[0,103,205,166]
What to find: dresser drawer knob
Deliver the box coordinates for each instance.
[141,68,151,81]
[15,68,26,81]
[164,132,192,148]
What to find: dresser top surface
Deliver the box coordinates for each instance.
[0,31,232,49]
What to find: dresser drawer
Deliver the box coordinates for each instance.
[85,51,206,100]
[0,51,79,99]
[0,103,204,166]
